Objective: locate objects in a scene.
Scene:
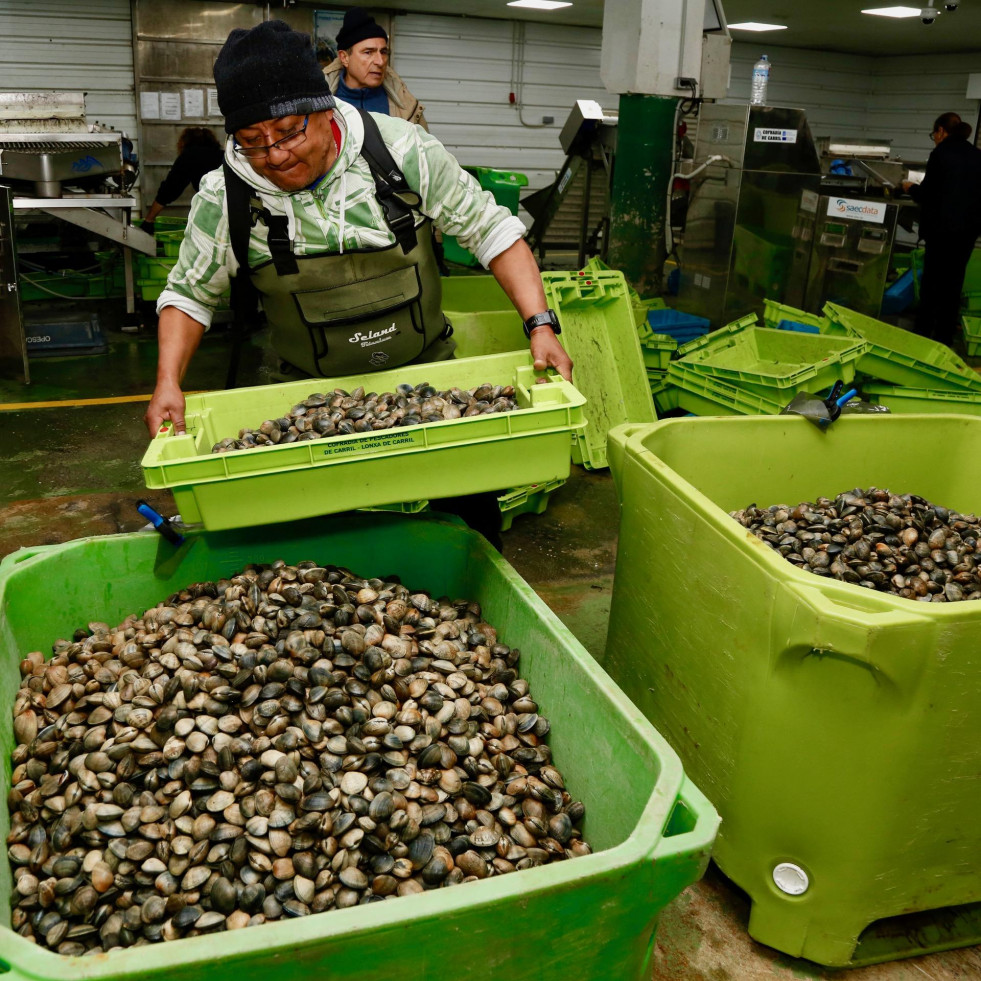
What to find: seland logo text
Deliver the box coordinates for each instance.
[349,323,399,347]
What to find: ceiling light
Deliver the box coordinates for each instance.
[507,1,573,10]
[860,6,922,16]
[727,22,788,31]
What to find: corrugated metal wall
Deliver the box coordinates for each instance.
[0,0,136,138]
[391,13,609,206]
[869,52,979,163]
[725,43,874,143]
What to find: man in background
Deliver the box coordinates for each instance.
[323,9,427,129]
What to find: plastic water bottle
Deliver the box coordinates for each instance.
[750,54,770,106]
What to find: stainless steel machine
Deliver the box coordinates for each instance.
[803,194,899,315]
[677,104,822,326]
[0,92,155,382]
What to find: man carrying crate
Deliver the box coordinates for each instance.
[144,19,570,439]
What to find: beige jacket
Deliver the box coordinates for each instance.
[324,59,428,131]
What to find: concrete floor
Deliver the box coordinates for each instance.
[3,297,981,978]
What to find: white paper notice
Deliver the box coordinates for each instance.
[140,91,160,120]
[183,89,204,118]
[159,92,182,121]
[207,87,220,118]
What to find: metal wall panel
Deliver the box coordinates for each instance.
[390,13,610,212]
[868,52,980,165]
[132,1,313,215]
[0,0,136,138]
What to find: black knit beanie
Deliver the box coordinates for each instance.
[336,9,388,51]
[214,20,335,134]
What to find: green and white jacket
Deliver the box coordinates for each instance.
[158,100,525,328]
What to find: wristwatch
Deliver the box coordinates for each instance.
[523,309,561,338]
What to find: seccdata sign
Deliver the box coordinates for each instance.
[826,197,887,225]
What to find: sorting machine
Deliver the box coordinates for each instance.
[0,92,155,382]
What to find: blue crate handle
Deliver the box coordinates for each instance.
[136,500,184,547]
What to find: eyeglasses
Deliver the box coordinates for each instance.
[234,116,309,158]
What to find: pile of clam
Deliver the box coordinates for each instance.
[7,560,590,955]
[732,487,981,602]
[211,382,519,453]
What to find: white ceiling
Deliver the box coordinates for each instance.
[308,0,981,56]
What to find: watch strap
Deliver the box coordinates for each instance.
[523,308,561,338]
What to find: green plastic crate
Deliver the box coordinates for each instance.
[18,271,91,302]
[762,299,828,332]
[963,315,981,358]
[675,314,759,359]
[824,302,981,390]
[0,512,718,981]
[636,324,677,371]
[136,254,178,282]
[648,373,680,416]
[137,280,165,302]
[443,168,528,267]
[156,229,184,257]
[153,215,188,231]
[666,362,785,416]
[141,351,586,530]
[440,276,526,359]
[542,270,655,470]
[862,383,981,415]
[672,325,866,401]
[602,415,981,967]
[497,476,565,531]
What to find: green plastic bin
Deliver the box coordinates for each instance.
[636,324,677,371]
[962,315,981,358]
[648,373,680,416]
[443,168,529,267]
[141,351,586,530]
[0,512,718,981]
[666,362,785,416]
[602,415,981,967]
[862,382,981,415]
[136,255,177,282]
[156,229,184,257]
[761,299,828,332]
[542,270,655,469]
[672,325,866,401]
[497,476,565,531]
[675,314,759,359]
[824,302,980,390]
[439,276,526,359]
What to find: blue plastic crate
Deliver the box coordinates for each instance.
[647,307,711,343]
[24,314,107,357]
[777,318,821,334]
[881,269,915,316]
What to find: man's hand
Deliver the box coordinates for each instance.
[145,379,188,436]
[530,325,573,382]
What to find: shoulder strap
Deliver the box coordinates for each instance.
[356,108,420,254]
[223,161,298,277]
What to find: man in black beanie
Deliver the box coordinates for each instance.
[146,19,572,547]
[323,9,428,129]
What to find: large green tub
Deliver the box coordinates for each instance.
[0,512,717,981]
[602,415,981,967]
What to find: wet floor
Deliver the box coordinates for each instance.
[2,297,979,978]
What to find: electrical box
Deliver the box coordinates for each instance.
[701,33,731,100]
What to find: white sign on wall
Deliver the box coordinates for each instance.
[826,196,887,224]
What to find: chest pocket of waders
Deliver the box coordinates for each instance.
[225,108,446,377]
